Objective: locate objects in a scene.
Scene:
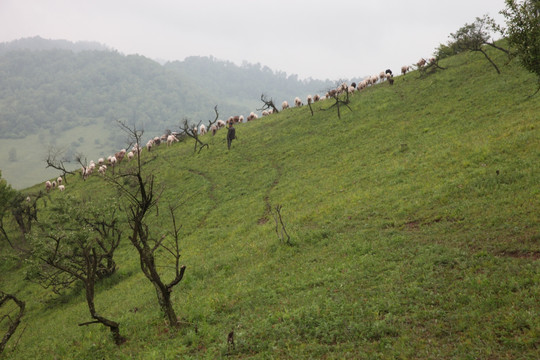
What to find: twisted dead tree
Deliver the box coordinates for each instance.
[207,105,220,129]
[322,88,352,119]
[258,94,280,114]
[112,122,186,328]
[45,147,75,184]
[0,291,25,355]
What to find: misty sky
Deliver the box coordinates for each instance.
[1,0,508,80]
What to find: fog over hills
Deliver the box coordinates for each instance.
[0,37,345,188]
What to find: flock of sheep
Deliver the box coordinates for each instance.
[44,58,434,193]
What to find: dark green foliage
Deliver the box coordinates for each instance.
[502,0,540,94]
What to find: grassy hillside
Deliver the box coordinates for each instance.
[0,42,336,189]
[1,46,539,359]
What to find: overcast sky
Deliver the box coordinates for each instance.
[0,0,508,80]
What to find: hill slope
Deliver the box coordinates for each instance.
[0,37,336,189]
[0,45,539,359]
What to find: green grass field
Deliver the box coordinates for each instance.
[1,45,539,359]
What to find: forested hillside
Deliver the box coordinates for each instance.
[0,37,337,188]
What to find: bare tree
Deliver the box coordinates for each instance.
[0,291,26,355]
[258,94,280,114]
[178,118,209,154]
[45,147,75,184]
[111,122,186,327]
[272,204,292,246]
[207,105,220,129]
[322,88,352,120]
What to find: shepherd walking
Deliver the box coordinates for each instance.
[227,121,236,150]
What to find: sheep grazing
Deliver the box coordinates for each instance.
[417,58,427,68]
[52,181,57,189]
[127,151,134,161]
[262,110,269,117]
[307,95,313,105]
[209,124,218,136]
[247,112,258,121]
[58,185,65,192]
[313,94,321,102]
[146,139,154,151]
[98,165,107,175]
[57,176,63,185]
[98,157,105,165]
[26,196,31,202]
[239,115,244,123]
[109,156,117,168]
[371,75,379,85]
[167,134,178,146]
[217,119,226,128]
[429,57,436,64]
[115,149,126,162]
[200,124,207,135]
[45,180,52,192]
[153,137,161,146]
[401,65,411,75]
[282,101,289,110]
[132,144,142,155]
[379,71,386,82]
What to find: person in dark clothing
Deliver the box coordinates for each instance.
[227,122,236,150]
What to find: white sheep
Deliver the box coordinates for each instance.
[127,151,134,161]
[247,112,258,121]
[58,185,65,192]
[115,149,127,162]
[217,120,226,128]
[210,124,218,136]
[57,176,63,185]
[262,110,269,116]
[146,139,154,151]
[167,134,178,146]
[98,157,105,165]
[307,95,313,104]
[239,115,244,123]
[295,97,303,107]
[313,94,321,102]
[282,101,289,110]
[98,165,107,175]
[45,180,52,192]
[199,124,207,135]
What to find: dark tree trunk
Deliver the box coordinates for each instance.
[0,292,25,355]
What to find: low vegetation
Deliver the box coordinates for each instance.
[0,41,539,359]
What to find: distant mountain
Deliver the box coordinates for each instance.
[0,37,342,188]
[0,37,338,141]
[0,36,110,54]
